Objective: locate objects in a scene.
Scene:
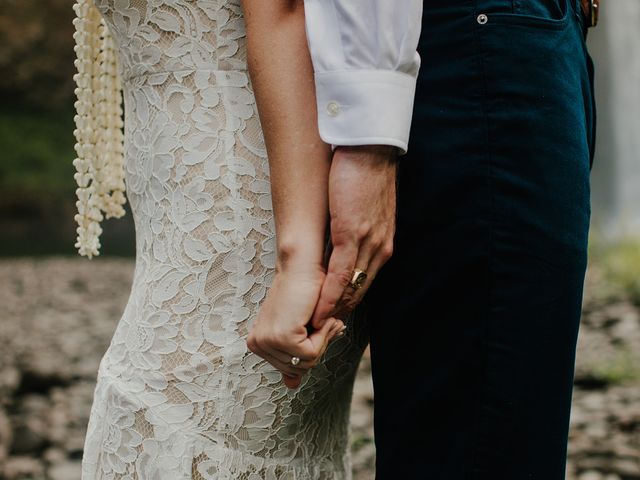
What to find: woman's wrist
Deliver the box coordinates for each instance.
[275,234,326,275]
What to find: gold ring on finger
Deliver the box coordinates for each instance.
[348,268,367,290]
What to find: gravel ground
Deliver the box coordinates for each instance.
[0,256,638,479]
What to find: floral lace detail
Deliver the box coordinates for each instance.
[80,1,369,479]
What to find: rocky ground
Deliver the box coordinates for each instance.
[0,256,638,480]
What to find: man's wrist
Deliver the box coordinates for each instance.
[333,144,400,169]
[335,144,398,156]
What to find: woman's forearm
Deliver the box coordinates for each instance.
[241,0,331,271]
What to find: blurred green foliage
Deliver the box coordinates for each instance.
[588,346,640,385]
[0,0,102,256]
[0,0,78,195]
[0,99,135,257]
[0,100,76,195]
[589,232,640,306]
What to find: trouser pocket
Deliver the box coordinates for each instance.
[477,0,571,28]
[479,0,517,14]
[513,0,564,19]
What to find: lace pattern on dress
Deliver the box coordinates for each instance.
[79,1,369,479]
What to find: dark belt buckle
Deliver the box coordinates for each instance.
[588,0,599,27]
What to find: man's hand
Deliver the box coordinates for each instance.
[310,145,398,328]
[247,263,345,389]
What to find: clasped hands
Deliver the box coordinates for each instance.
[247,145,398,389]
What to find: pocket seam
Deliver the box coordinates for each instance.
[484,0,572,29]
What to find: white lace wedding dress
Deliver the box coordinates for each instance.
[80,1,369,478]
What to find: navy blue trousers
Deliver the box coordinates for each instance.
[364,0,596,478]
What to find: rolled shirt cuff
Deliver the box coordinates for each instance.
[314,69,418,156]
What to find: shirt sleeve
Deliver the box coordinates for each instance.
[302,0,423,156]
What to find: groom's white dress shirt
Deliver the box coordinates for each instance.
[302,0,423,155]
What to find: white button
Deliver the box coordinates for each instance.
[477,13,488,24]
[326,101,341,117]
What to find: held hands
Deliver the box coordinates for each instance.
[247,144,398,388]
[246,261,346,389]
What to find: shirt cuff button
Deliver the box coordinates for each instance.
[327,101,341,117]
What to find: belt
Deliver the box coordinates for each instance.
[580,0,599,27]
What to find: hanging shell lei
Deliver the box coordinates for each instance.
[71,0,127,258]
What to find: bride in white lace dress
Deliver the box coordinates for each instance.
[77,0,369,478]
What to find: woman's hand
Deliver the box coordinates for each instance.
[247,261,345,389]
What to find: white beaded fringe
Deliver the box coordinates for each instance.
[72,0,127,259]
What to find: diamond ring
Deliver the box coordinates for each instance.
[290,356,300,366]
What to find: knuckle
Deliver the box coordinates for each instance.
[269,336,287,351]
[380,241,394,260]
[356,222,372,241]
[330,269,353,289]
[267,326,289,349]
[247,333,260,352]
[257,333,272,348]
[369,235,384,251]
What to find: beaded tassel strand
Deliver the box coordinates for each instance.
[71,0,126,259]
